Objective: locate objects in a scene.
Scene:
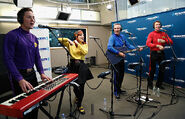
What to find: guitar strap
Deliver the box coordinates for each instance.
[113,34,127,49]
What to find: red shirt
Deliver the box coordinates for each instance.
[146,31,173,51]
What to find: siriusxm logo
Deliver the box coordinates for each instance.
[39,47,49,50]
[128,53,136,56]
[127,20,136,23]
[122,29,128,33]
[128,69,135,72]
[173,11,185,16]
[172,35,185,38]
[41,57,50,61]
[136,27,147,31]
[38,37,48,40]
[44,67,51,71]
[146,16,159,20]
[162,24,173,28]
[164,46,171,49]
[128,37,137,40]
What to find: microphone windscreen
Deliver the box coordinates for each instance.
[97,71,111,78]
[38,24,43,28]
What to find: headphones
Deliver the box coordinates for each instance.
[120,27,122,31]
[17,15,23,24]
[153,21,162,28]
[113,23,122,31]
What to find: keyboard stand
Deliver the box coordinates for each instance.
[39,106,54,119]
[55,86,66,119]
[39,85,67,119]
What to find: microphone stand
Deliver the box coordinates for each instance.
[46,28,76,119]
[91,37,131,118]
[160,31,185,106]
[127,33,158,117]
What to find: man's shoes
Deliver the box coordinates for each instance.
[78,106,85,115]
[115,94,120,99]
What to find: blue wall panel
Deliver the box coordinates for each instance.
[112,7,185,87]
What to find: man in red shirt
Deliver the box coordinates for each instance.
[146,21,173,90]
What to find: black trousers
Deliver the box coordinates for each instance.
[73,83,85,108]
[68,59,93,108]
[12,69,38,119]
[148,51,166,87]
[113,59,125,95]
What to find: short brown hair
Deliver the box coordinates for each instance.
[153,21,162,28]
[17,8,33,24]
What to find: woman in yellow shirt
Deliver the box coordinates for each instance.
[58,30,93,114]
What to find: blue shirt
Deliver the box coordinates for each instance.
[3,27,44,82]
[107,33,135,54]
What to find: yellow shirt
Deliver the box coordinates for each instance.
[58,38,88,60]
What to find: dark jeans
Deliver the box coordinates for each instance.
[113,59,125,95]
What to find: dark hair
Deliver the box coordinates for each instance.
[113,23,122,31]
[17,8,33,24]
[153,20,162,28]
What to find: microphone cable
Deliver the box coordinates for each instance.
[146,106,163,119]
[85,77,107,90]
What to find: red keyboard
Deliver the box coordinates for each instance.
[0,73,78,118]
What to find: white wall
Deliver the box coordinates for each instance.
[116,0,185,20]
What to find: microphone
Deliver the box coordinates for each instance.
[160,28,167,31]
[38,24,58,29]
[89,36,99,39]
[97,71,111,78]
[125,31,133,35]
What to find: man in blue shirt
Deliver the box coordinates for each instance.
[3,8,51,119]
[107,23,142,99]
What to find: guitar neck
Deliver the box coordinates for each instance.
[123,46,147,53]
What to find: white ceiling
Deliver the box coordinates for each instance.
[0,0,113,7]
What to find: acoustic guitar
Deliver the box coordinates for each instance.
[106,46,147,65]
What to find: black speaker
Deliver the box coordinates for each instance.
[56,11,71,21]
[129,0,139,5]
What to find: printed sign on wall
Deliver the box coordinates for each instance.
[31,28,52,82]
